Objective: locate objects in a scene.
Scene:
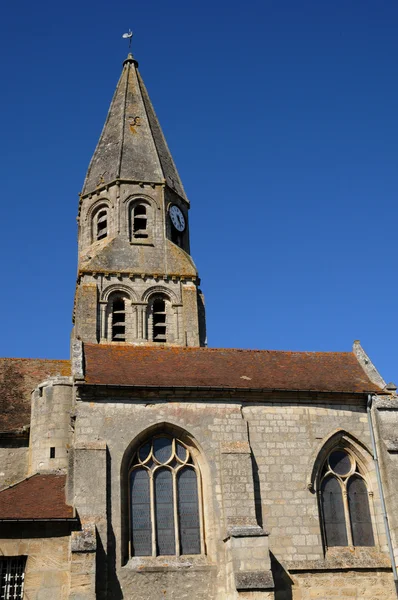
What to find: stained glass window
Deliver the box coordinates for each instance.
[130,435,202,557]
[319,449,374,548]
[348,476,374,546]
[321,476,348,546]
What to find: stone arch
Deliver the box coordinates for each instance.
[126,195,158,242]
[123,192,160,211]
[141,285,179,304]
[120,421,214,565]
[101,284,138,303]
[307,428,374,493]
[85,197,112,222]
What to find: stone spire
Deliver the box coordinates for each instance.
[82,53,187,201]
[74,52,206,348]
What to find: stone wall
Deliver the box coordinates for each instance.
[71,388,395,599]
[0,524,71,600]
[29,378,73,475]
[289,569,395,599]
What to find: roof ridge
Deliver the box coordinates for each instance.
[84,343,353,356]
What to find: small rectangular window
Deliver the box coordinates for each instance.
[50,447,55,459]
[0,556,26,600]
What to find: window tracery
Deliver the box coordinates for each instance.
[319,449,374,547]
[129,434,202,557]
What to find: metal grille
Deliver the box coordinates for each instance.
[321,476,348,546]
[348,476,375,546]
[178,467,201,554]
[0,557,26,600]
[131,470,152,556]
[155,469,175,555]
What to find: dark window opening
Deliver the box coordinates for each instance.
[96,209,108,241]
[348,476,375,546]
[153,298,166,342]
[112,297,126,341]
[171,227,182,248]
[321,476,348,546]
[133,205,148,239]
[50,447,55,459]
[0,556,26,600]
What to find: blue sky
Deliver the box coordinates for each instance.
[0,1,397,383]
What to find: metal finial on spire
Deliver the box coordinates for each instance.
[122,29,133,50]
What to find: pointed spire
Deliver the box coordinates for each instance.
[82,54,187,200]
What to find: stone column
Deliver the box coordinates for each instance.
[99,302,107,342]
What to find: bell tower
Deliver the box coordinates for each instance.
[73,52,206,347]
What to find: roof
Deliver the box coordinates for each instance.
[83,344,383,394]
[0,474,73,520]
[0,358,71,433]
[82,54,186,200]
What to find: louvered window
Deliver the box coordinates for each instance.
[320,449,374,548]
[132,204,148,239]
[152,298,166,343]
[112,297,126,341]
[97,209,108,240]
[130,435,203,557]
[0,557,26,600]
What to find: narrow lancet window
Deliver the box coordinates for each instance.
[348,476,374,546]
[130,469,152,556]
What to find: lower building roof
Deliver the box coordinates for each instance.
[0,358,71,433]
[0,474,73,520]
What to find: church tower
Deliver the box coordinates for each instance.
[73,52,206,347]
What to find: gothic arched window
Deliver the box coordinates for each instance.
[92,206,108,241]
[319,449,374,547]
[130,434,202,557]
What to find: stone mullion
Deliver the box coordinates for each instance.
[173,470,180,556]
[150,471,156,557]
[342,483,354,546]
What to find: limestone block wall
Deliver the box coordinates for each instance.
[75,273,201,346]
[29,378,73,475]
[289,569,396,599]
[242,400,386,561]
[71,389,395,599]
[0,524,71,600]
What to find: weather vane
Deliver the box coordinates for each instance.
[122,29,133,50]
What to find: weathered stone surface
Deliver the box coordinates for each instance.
[235,570,274,591]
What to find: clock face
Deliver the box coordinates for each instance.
[169,205,186,232]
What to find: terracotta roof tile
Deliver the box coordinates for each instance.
[0,358,71,433]
[0,474,73,520]
[83,344,382,394]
